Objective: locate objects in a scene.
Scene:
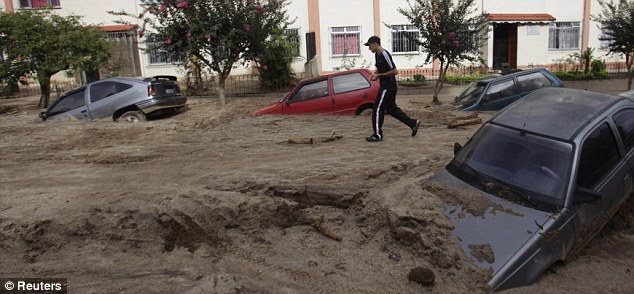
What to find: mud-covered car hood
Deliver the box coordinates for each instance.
[429,168,552,275]
[252,102,283,116]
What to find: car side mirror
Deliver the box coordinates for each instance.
[575,186,602,204]
[453,142,462,156]
[39,112,48,120]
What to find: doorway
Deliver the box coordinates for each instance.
[493,24,517,71]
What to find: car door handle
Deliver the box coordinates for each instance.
[81,110,87,114]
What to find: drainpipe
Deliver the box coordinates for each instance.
[373,0,381,37]
[4,0,14,12]
[582,0,591,52]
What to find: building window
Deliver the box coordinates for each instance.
[331,26,360,56]
[549,22,580,50]
[283,28,301,58]
[391,25,419,54]
[600,27,613,49]
[20,0,60,8]
[146,38,182,65]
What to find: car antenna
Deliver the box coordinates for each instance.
[521,106,533,134]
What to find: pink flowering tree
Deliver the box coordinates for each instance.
[399,0,488,104]
[113,0,290,109]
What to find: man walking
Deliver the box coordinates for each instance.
[364,35,420,142]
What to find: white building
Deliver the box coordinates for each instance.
[2,0,624,79]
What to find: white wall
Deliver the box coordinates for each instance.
[51,0,139,26]
[380,0,427,69]
[318,0,375,72]
[516,24,550,66]
[286,0,310,75]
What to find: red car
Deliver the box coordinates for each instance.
[253,69,379,116]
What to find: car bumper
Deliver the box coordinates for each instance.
[136,96,187,114]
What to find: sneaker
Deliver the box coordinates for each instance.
[411,120,421,137]
[365,134,383,142]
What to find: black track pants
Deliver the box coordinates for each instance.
[371,88,417,138]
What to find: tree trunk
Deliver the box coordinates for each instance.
[432,59,448,105]
[37,75,52,109]
[218,75,226,110]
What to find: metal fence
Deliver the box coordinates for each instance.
[185,74,299,97]
[2,62,632,99]
[0,81,81,100]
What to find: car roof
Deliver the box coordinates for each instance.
[491,87,625,141]
[299,69,372,83]
[475,68,549,83]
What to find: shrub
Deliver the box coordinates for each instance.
[413,74,425,82]
[553,71,609,80]
[591,59,607,74]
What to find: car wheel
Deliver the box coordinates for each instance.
[359,108,373,116]
[118,110,147,123]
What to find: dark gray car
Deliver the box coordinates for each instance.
[430,87,634,291]
[40,75,187,122]
[449,68,564,111]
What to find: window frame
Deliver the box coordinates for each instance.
[330,26,361,57]
[548,21,581,51]
[145,37,183,66]
[390,24,420,54]
[283,28,302,59]
[599,27,613,50]
[19,0,60,9]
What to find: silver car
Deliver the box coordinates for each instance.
[39,75,187,122]
[431,87,634,291]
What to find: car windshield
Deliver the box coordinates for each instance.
[456,82,486,106]
[449,123,573,210]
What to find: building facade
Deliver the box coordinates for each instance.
[2,0,624,79]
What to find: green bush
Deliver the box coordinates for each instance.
[591,59,606,74]
[553,71,609,80]
[444,74,489,84]
[257,28,298,90]
[413,74,425,82]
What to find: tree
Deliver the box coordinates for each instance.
[0,9,113,108]
[399,0,488,104]
[256,26,297,90]
[594,0,634,90]
[121,0,291,109]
